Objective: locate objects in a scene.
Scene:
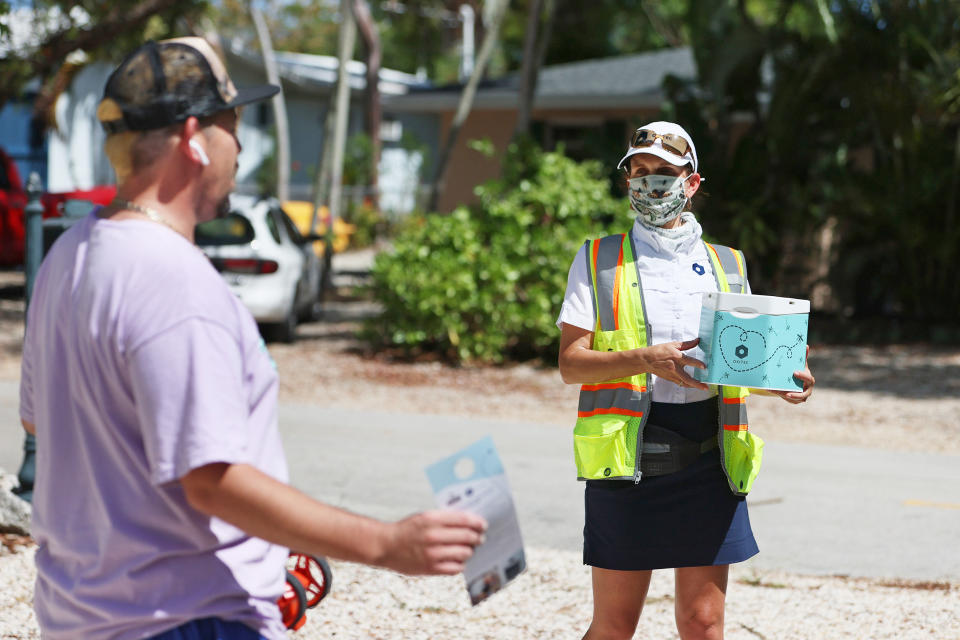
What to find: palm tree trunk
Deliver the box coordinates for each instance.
[353,0,381,209]
[251,6,290,203]
[311,0,357,232]
[427,0,511,212]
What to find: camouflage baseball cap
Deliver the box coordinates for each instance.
[97,37,278,134]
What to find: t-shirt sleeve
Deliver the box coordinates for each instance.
[556,243,596,331]
[127,317,250,485]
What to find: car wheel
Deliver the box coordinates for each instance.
[276,307,297,343]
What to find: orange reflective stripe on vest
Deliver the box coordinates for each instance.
[591,234,628,332]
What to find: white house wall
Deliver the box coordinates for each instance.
[47,62,114,192]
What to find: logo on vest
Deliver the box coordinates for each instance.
[603,468,611,477]
[692,263,705,275]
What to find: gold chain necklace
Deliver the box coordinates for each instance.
[111,198,189,240]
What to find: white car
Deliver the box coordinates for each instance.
[196,194,325,342]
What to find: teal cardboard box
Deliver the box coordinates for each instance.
[693,292,809,391]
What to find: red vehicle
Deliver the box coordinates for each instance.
[0,147,116,266]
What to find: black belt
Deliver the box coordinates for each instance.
[640,424,717,477]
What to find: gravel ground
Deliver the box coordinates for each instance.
[1,262,958,639]
[1,543,956,640]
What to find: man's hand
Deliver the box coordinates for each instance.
[770,346,815,404]
[181,462,487,577]
[639,339,709,391]
[378,510,487,576]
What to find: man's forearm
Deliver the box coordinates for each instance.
[182,462,390,566]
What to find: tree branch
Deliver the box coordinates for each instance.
[0,0,186,107]
[638,0,683,48]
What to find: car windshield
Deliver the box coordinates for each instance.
[196,213,255,246]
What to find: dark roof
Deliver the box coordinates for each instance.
[224,45,429,97]
[385,47,695,112]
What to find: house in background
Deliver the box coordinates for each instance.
[2,40,438,214]
[384,47,698,212]
[224,43,439,213]
[0,80,48,187]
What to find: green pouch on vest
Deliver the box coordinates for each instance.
[722,430,765,495]
[593,328,643,353]
[573,415,639,479]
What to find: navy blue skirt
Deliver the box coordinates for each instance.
[583,398,758,570]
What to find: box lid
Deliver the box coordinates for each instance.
[701,291,810,316]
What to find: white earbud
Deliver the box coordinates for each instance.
[189,139,211,166]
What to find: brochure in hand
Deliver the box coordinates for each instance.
[425,436,526,605]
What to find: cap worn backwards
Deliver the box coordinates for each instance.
[617,121,699,175]
[97,37,279,134]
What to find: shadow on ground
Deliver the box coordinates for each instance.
[808,345,959,399]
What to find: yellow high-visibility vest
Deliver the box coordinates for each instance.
[572,233,764,496]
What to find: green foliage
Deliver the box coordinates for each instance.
[343,132,374,187]
[663,0,960,323]
[373,0,460,82]
[254,125,278,196]
[536,0,689,66]
[215,0,340,57]
[364,143,631,362]
[0,0,207,108]
[344,200,387,248]
[466,137,496,158]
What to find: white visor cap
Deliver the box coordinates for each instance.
[617,121,698,174]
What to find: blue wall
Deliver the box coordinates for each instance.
[0,96,48,187]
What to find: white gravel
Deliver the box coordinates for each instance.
[1,544,956,639]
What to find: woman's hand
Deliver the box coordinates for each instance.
[639,339,709,391]
[558,324,708,388]
[770,346,815,404]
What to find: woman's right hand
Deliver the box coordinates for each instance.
[639,339,709,390]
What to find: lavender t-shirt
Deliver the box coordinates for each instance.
[19,213,289,640]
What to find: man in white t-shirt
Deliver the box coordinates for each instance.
[19,38,485,640]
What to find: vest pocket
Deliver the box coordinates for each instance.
[722,430,765,495]
[574,415,632,479]
[593,328,643,353]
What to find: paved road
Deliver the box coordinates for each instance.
[2,381,957,581]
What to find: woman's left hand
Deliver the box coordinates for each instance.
[771,346,814,404]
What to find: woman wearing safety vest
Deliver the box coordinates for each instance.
[557,121,815,640]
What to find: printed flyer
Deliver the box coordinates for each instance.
[425,436,526,605]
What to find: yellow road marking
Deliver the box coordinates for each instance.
[903,499,960,510]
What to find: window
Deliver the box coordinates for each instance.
[264,210,282,244]
[275,209,305,244]
[195,213,255,246]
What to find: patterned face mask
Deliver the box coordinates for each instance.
[628,173,691,226]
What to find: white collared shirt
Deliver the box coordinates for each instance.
[557,217,749,403]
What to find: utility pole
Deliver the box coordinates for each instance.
[14,172,44,502]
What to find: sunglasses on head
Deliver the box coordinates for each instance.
[629,128,691,158]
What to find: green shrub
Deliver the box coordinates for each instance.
[344,199,389,249]
[363,143,631,363]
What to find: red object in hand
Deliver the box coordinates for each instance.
[277,553,333,631]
